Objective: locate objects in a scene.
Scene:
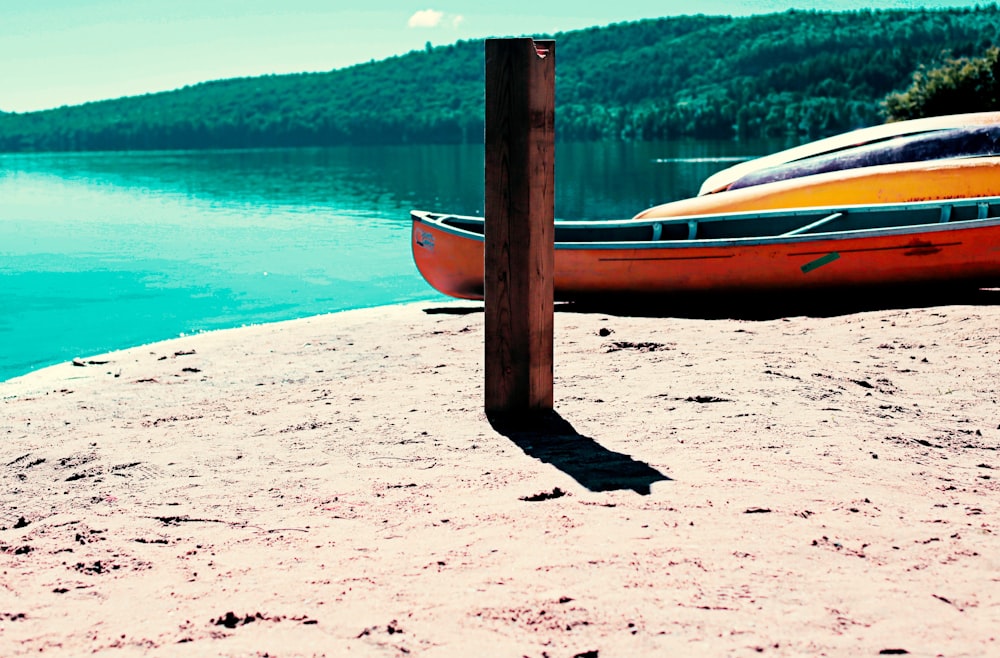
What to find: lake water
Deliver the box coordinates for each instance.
[0,139,785,381]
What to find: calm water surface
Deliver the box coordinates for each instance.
[0,139,785,381]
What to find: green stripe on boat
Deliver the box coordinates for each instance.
[801,252,840,274]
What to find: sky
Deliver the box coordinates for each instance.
[0,0,990,113]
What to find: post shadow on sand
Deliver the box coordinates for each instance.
[488,410,671,495]
[425,286,1000,492]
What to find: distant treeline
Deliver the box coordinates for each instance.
[1,6,998,152]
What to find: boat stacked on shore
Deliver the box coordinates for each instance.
[411,112,1000,300]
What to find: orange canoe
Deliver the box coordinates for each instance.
[412,195,1000,300]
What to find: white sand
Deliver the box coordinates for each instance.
[1,300,997,657]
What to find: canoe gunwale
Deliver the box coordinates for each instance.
[412,194,1000,251]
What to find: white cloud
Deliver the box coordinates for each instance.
[407,9,464,29]
[408,9,444,28]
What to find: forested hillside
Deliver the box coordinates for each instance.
[1,6,998,152]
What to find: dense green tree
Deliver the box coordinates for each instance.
[0,6,998,152]
[884,46,1000,120]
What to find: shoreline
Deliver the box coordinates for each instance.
[2,299,997,656]
[0,296,447,387]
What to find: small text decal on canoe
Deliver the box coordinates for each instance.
[416,230,435,251]
[801,251,840,274]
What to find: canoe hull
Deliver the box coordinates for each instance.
[698,111,1000,195]
[412,210,1000,300]
[727,126,1000,191]
[412,219,486,300]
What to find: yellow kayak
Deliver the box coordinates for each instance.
[636,156,1000,220]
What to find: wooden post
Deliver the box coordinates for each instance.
[484,38,555,418]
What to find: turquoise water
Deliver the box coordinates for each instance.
[0,140,779,381]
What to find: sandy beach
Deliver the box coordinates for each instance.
[1,296,998,657]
